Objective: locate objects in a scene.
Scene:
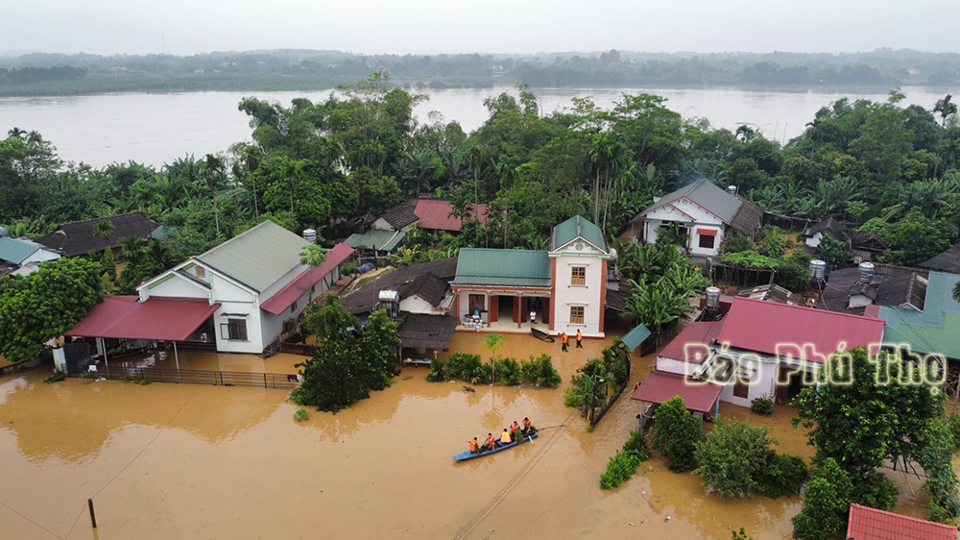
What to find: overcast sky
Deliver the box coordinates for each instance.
[3,0,960,56]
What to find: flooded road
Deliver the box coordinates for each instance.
[0,329,934,539]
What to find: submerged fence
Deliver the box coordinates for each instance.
[69,365,300,390]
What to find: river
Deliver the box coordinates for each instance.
[0,86,952,168]
[0,326,931,539]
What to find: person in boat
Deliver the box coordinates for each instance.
[513,421,523,441]
[469,437,479,454]
[483,433,495,452]
[509,422,517,442]
[522,417,535,436]
[500,428,512,445]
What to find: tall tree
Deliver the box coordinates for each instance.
[299,244,327,303]
[202,153,225,240]
[933,94,957,178]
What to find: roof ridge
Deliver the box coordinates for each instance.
[195,220,277,261]
[735,296,884,323]
[55,211,149,229]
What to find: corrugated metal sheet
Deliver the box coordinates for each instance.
[260,243,355,315]
[550,215,606,251]
[398,313,458,350]
[0,237,42,265]
[66,296,220,341]
[847,503,956,540]
[922,243,960,274]
[344,229,405,252]
[453,248,551,288]
[414,199,490,231]
[717,296,884,361]
[37,212,159,257]
[622,324,652,351]
[659,321,724,363]
[879,272,960,359]
[630,371,722,414]
[197,220,309,293]
[631,179,742,224]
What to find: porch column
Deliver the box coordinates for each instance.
[488,295,498,323]
[100,338,109,369]
[512,296,521,325]
[542,298,550,324]
[173,342,180,370]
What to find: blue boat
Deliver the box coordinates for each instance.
[453,432,538,461]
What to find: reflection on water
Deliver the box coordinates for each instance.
[0,328,943,539]
[0,85,950,168]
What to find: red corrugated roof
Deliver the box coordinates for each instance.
[717,297,883,362]
[659,321,725,364]
[630,371,723,414]
[260,243,355,315]
[414,199,489,232]
[66,296,219,341]
[847,503,957,540]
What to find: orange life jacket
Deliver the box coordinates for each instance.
[486,435,494,447]
[469,439,477,451]
[523,419,531,429]
[562,334,568,343]
[577,331,582,341]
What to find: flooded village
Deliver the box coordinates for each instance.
[2,198,958,540]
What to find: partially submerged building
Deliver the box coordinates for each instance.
[66,221,354,358]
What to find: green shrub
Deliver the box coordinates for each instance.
[851,469,898,511]
[532,354,562,388]
[470,362,493,385]
[446,352,483,380]
[426,357,446,382]
[750,396,773,416]
[599,430,650,489]
[623,429,650,461]
[694,419,772,498]
[496,357,520,385]
[756,453,808,498]
[791,458,852,540]
[293,408,310,422]
[949,413,960,453]
[600,450,641,490]
[730,529,754,540]
[520,355,541,383]
[651,396,701,472]
[136,378,151,385]
[44,370,66,383]
[564,386,586,407]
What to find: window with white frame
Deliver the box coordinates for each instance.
[570,305,584,325]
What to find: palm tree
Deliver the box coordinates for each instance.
[92,219,116,248]
[202,153,225,240]
[953,281,960,304]
[933,95,957,178]
[467,145,484,246]
[496,156,516,248]
[300,244,327,303]
[7,127,26,140]
[655,221,690,253]
[447,188,472,230]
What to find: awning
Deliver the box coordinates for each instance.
[622,324,651,351]
[398,314,458,350]
[630,371,723,414]
[696,228,717,236]
[66,296,220,341]
[260,243,355,315]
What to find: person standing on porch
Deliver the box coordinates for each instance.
[530,310,536,325]
[561,332,569,352]
[576,329,583,348]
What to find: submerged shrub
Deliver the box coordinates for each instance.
[750,396,773,416]
[426,357,446,382]
[445,352,483,380]
[496,357,520,385]
[44,370,66,383]
[599,430,650,489]
[293,408,310,422]
[756,454,808,498]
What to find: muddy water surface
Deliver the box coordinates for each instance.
[0,330,935,539]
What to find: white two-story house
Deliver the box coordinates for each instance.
[625,179,763,259]
[451,215,609,336]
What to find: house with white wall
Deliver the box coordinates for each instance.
[451,215,609,336]
[625,179,763,259]
[634,296,884,415]
[134,221,353,354]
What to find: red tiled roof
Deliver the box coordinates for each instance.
[717,297,884,362]
[66,296,219,341]
[659,321,725,364]
[847,503,957,540]
[414,199,489,232]
[630,371,723,414]
[260,243,354,315]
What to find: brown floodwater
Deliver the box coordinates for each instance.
[0,328,938,540]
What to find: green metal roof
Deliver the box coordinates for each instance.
[344,230,406,252]
[878,272,960,360]
[0,236,54,265]
[638,178,742,223]
[195,220,308,293]
[453,248,551,288]
[551,215,607,252]
[622,324,652,351]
